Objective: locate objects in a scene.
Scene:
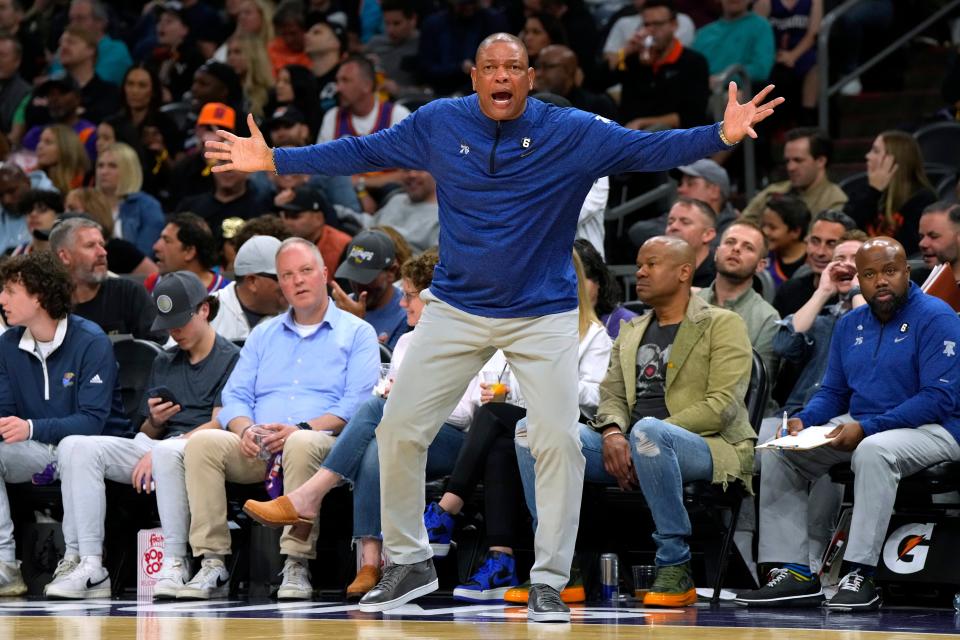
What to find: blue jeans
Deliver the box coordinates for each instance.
[323,396,465,539]
[516,417,713,566]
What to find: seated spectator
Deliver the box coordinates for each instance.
[675,159,737,244]
[0,162,56,254]
[211,235,288,341]
[773,209,855,317]
[50,217,158,340]
[737,237,960,611]
[45,271,239,599]
[664,197,717,288]
[21,74,97,162]
[47,0,132,86]
[917,202,960,280]
[528,0,598,83]
[179,238,379,600]
[64,187,158,276]
[417,0,510,95]
[521,12,567,69]
[754,0,822,125]
[95,143,166,257]
[176,161,272,247]
[613,0,710,130]
[267,63,325,143]
[50,24,122,124]
[604,0,695,71]
[319,54,410,143]
[0,0,43,80]
[844,130,937,257]
[35,124,90,194]
[742,127,848,222]
[424,250,612,604]
[225,34,274,118]
[365,0,421,99]
[8,188,61,255]
[0,251,130,596]
[516,235,755,608]
[278,185,353,278]
[213,0,275,65]
[268,0,311,75]
[341,169,439,252]
[300,16,347,118]
[0,34,31,135]
[190,63,245,129]
[534,45,617,120]
[332,230,409,350]
[145,1,205,103]
[170,103,237,206]
[698,220,780,392]
[222,214,291,273]
[691,0,774,90]
[575,238,638,338]
[761,193,811,288]
[147,213,231,294]
[241,251,467,599]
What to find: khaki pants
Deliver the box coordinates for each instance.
[378,290,583,591]
[184,429,335,559]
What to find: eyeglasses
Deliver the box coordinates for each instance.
[401,289,420,303]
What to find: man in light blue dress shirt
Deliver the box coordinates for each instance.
[176,237,380,601]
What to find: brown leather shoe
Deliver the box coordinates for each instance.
[345,565,381,600]
[243,496,313,541]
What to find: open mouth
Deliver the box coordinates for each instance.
[491,91,512,105]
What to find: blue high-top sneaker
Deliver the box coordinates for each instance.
[453,551,518,602]
[423,502,455,557]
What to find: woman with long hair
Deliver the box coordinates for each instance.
[35,125,89,194]
[226,34,275,119]
[266,64,324,142]
[574,238,636,338]
[64,187,158,276]
[845,130,936,255]
[214,0,276,63]
[521,13,568,67]
[94,142,165,257]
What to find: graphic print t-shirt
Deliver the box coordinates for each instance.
[630,318,680,423]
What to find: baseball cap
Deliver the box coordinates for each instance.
[266,105,307,130]
[234,235,282,276]
[156,0,187,21]
[335,230,396,284]
[197,102,236,131]
[37,72,80,95]
[676,159,730,198]
[151,271,208,331]
[275,186,334,217]
[196,62,243,105]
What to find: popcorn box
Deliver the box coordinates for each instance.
[138,528,165,600]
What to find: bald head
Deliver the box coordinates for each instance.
[476,33,529,66]
[856,236,911,323]
[857,236,906,266]
[535,44,577,94]
[644,235,697,268]
[635,235,696,307]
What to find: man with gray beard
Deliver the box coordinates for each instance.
[50,216,158,339]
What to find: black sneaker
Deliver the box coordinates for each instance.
[825,570,881,611]
[357,559,438,613]
[734,567,825,607]
[527,583,570,623]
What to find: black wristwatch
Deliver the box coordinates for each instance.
[297,421,312,430]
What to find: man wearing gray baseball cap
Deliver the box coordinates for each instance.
[211,235,288,342]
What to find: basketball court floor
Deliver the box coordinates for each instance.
[2,595,958,639]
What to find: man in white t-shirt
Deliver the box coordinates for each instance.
[318,54,410,143]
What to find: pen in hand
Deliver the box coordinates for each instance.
[780,410,788,439]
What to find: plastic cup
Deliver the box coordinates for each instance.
[632,565,656,599]
[250,424,272,461]
[374,363,395,397]
[480,370,509,402]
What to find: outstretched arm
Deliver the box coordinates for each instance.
[720,82,784,143]
[204,114,275,173]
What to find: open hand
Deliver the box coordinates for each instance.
[827,421,865,451]
[330,280,367,318]
[204,114,275,173]
[721,83,785,143]
[868,153,898,192]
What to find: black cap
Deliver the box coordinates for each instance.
[276,186,334,217]
[266,105,307,130]
[335,230,396,284]
[151,271,208,331]
[37,71,79,95]
[195,61,243,106]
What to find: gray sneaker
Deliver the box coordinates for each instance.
[357,559,438,612]
[527,584,570,623]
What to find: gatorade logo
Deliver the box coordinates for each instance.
[881,522,934,574]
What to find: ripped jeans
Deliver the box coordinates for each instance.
[516,418,712,567]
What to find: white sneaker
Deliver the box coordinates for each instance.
[177,558,229,600]
[45,558,110,599]
[152,557,192,600]
[276,559,312,600]
[0,560,26,597]
[43,555,80,596]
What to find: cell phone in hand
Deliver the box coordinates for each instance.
[148,386,180,406]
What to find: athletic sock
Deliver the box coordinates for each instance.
[782,563,813,581]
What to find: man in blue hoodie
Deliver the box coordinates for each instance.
[204,32,783,621]
[0,251,128,596]
[737,237,960,611]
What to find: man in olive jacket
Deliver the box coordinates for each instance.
[517,236,755,608]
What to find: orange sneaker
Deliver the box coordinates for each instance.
[345,565,382,600]
[642,563,698,607]
[503,579,585,604]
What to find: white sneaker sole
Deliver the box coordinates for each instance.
[453,585,513,602]
[357,577,438,612]
[0,581,27,597]
[277,586,313,600]
[46,584,111,599]
[152,584,185,600]
[527,608,570,623]
[177,585,229,600]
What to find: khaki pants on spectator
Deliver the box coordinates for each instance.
[185,429,335,559]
